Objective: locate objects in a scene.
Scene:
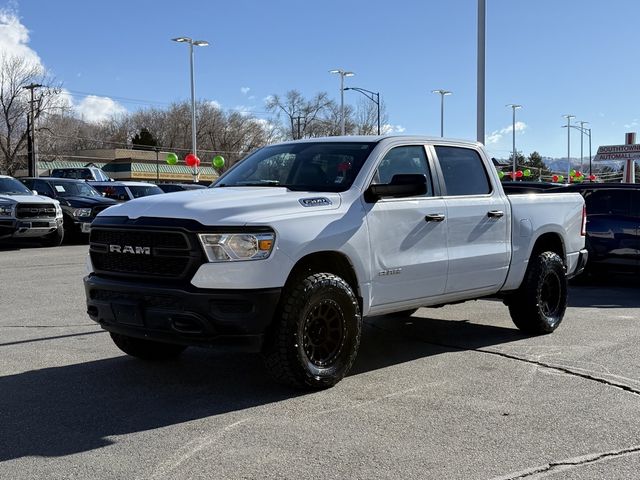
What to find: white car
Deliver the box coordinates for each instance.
[84,136,587,389]
[0,175,64,246]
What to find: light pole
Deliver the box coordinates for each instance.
[506,104,522,179]
[172,36,209,181]
[563,114,575,183]
[23,83,42,177]
[344,87,380,135]
[330,69,355,135]
[477,0,486,144]
[563,123,593,178]
[576,120,589,172]
[432,89,452,137]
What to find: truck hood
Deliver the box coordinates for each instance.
[0,194,57,204]
[57,196,117,208]
[98,187,342,224]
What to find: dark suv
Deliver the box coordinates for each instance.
[20,177,117,239]
[551,183,640,275]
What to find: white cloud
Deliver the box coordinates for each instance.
[208,99,222,109]
[624,119,639,129]
[74,95,127,123]
[240,87,250,95]
[263,95,274,104]
[0,7,43,71]
[234,105,255,116]
[486,121,528,144]
[382,124,406,134]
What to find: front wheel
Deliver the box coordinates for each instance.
[262,273,362,390]
[508,251,567,334]
[110,333,187,360]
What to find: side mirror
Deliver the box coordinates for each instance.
[32,190,38,195]
[365,174,427,202]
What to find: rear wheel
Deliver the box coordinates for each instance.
[508,251,567,334]
[262,273,361,390]
[110,333,186,360]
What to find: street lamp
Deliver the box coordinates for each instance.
[23,83,42,177]
[506,104,522,179]
[576,120,589,172]
[562,114,575,183]
[432,89,452,137]
[563,123,593,178]
[172,36,209,181]
[330,69,355,135]
[344,87,380,135]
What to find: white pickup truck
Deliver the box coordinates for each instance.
[84,136,587,389]
[0,175,64,246]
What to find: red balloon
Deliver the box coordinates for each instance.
[516,170,523,178]
[552,175,559,182]
[589,174,597,181]
[185,153,200,167]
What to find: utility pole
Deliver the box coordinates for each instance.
[294,116,302,140]
[22,83,42,177]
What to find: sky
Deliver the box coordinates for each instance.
[1,0,638,159]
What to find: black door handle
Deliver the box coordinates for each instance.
[487,210,504,218]
[425,213,445,222]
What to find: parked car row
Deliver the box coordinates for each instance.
[504,180,640,277]
[0,171,210,248]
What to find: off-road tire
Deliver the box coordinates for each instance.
[508,251,567,334]
[110,332,186,360]
[40,227,64,247]
[263,273,362,390]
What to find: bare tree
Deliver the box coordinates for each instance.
[266,90,335,140]
[353,97,388,135]
[0,55,64,174]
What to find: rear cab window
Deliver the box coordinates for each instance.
[434,146,491,196]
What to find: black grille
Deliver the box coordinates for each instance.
[16,203,56,219]
[89,227,202,280]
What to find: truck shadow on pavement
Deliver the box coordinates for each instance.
[0,316,528,461]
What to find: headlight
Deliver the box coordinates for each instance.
[198,232,275,262]
[0,203,13,216]
[72,207,92,217]
[55,203,63,217]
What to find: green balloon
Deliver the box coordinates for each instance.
[570,169,576,177]
[212,155,225,169]
[558,175,564,182]
[523,168,531,177]
[498,171,504,179]
[166,153,178,165]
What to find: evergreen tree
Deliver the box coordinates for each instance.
[131,128,158,150]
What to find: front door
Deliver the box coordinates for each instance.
[365,145,448,307]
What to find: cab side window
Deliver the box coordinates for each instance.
[34,180,55,197]
[374,145,433,196]
[435,146,491,196]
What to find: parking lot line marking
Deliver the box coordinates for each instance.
[0,330,105,347]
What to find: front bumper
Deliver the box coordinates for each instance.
[84,274,281,352]
[0,218,62,239]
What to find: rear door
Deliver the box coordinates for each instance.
[431,145,510,295]
[365,144,448,306]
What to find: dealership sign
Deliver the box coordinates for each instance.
[594,144,640,161]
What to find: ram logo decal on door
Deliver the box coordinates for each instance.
[109,245,151,255]
[378,268,402,276]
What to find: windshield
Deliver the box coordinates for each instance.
[213,142,377,192]
[52,181,102,197]
[127,185,163,198]
[0,177,32,195]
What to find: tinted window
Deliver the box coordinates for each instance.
[127,185,164,198]
[50,181,102,197]
[435,146,491,196]
[215,142,376,192]
[34,180,56,197]
[0,177,32,195]
[584,189,633,216]
[374,145,433,196]
[94,185,129,201]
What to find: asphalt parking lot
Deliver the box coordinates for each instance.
[1,244,639,479]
